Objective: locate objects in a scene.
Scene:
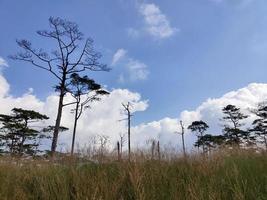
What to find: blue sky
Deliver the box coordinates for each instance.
[1,0,267,126]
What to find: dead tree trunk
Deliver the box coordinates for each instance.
[71,100,80,155]
[180,121,186,158]
[157,141,161,160]
[122,102,133,161]
[117,141,120,160]
[51,88,65,155]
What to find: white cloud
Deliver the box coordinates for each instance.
[179,83,267,132]
[127,59,149,81]
[111,49,127,66]
[112,48,149,82]
[0,75,10,97]
[0,71,266,152]
[0,73,149,151]
[138,3,178,39]
[130,83,267,152]
[0,57,8,68]
[128,3,178,39]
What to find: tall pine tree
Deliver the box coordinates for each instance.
[251,102,267,150]
[222,105,249,147]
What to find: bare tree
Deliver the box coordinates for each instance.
[175,120,186,157]
[10,17,109,155]
[96,134,109,162]
[180,121,186,157]
[121,102,133,161]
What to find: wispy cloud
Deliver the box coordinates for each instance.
[127,28,140,38]
[111,48,149,82]
[0,57,8,68]
[111,49,127,66]
[129,3,178,39]
[139,3,178,39]
[127,59,149,81]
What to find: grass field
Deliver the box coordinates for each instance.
[0,150,266,200]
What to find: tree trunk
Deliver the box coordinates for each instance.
[117,141,120,160]
[180,121,186,158]
[71,102,79,155]
[19,136,26,156]
[120,137,123,155]
[128,112,131,161]
[19,120,28,155]
[200,132,205,153]
[10,137,14,154]
[264,135,267,151]
[51,73,66,156]
[182,133,186,157]
[51,92,64,155]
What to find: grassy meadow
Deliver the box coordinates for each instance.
[0,150,266,200]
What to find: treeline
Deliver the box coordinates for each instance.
[1,102,266,158]
[186,103,267,155]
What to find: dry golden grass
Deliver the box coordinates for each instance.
[0,149,266,200]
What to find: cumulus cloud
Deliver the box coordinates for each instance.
[128,3,178,39]
[112,49,149,82]
[0,73,149,151]
[134,83,267,151]
[111,49,127,66]
[0,71,266,152]
[179,83,267,134]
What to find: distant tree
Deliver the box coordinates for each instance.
[222,105,249,147]
[121,102,133,161]
[66,73,109,155]
[0,108,49,156]
[11,17,110,155]
[195,134,225,153]
[179,121,186,157]
[188,121,209,153]
[174,120,186,157]
[250,102,267,150]
[96,134,109,162]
